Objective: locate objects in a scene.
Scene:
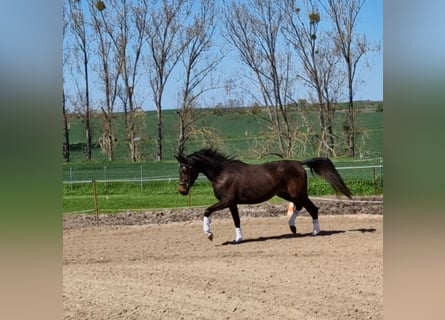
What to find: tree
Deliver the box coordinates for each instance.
[320,0,379,157]
[97,0,149,162]
[89,0,121,161]
[282,0,343,157]
[62,91,70,162]
[225,0,304,158]
[147,0,192,161]
[63,2,70,162]
[67,0,93,160]
[177,0,221,156]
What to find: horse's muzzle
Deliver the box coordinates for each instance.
[178,185,189,195]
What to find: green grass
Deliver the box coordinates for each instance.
[63,161,179,181]
[63,174,382,214]
[63,103,383,213]
[63,180,215,213]
[66,101,383,162]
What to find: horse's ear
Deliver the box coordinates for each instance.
[175,154,186,164]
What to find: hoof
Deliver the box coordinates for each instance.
[312,230,320,236]
[289,226,297,234]
[232,239,242,245]
[206,232,213,241]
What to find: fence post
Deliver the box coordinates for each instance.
[69,166,73,191]
[140,165,143,191]
[379,158,383,189]
[92,179,99,223]
[104,165,107,190]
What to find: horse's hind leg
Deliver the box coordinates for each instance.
[278,191,303,234]
[288,202,303,234]
[229,205,243,243]
[302,197,320,235]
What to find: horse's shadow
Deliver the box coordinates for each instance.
[220,228,376,245]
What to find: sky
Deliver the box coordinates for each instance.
[353,0,383,100]
[63,0,383,112]
[154,0,383,111]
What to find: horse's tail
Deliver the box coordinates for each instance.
[301,157,352,199]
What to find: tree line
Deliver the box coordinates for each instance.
[63,0,379,162]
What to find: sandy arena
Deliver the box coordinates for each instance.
[63,196,383,320]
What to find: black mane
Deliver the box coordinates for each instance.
[188,148,242,164]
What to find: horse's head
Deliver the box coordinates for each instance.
[175,154,199,195]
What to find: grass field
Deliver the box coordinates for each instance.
[63,102,383,213]
[63,162,383,213]
[65,101,383,162]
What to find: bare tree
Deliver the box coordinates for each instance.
[67,0,93,160]
[177,0,221,155]
[63,2,70,162]
[282,0,343,157]
[97,0,149,161]
[224,0,304,159]
[320,0,378,157]
[146,0,192,161]
[62,91,71,162]
[89,0,121,161]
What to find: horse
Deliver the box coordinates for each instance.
[175,148,352,243]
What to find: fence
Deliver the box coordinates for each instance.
[63,159,383,214]
[63,158,383,189]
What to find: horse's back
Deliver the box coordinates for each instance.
[262,160,306,178]
[242,160,307,190]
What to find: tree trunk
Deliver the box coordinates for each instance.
[156,106,162,161]
[178,113,185,156]
[128,90,139,162]
[83,49,92,160]
[326,102,335,156]
[347,73,355,158]
[63,90,70,162]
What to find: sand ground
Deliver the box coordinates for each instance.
[64,197,382,320]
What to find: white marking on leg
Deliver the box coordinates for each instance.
[287,202,295,215]
[287,203,300,225]
[235,227,243,243]
[288,210,299,227]
[203,216,212,239]
[312,219,320,235]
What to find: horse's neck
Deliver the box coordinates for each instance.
[196,160,223,181]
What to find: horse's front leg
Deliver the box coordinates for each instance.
[229,205,243,243]
[203,201,229,241]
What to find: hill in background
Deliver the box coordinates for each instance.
[65,101,383,162]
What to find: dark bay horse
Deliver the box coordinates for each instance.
[175,148,352,243]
